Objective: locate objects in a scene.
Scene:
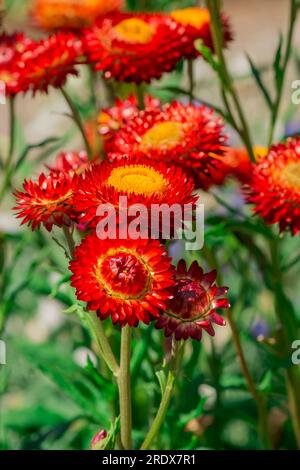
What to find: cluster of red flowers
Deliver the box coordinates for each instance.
[11,3,238,341]
[1,5,232,95]
[12,2,300,342]
[14,98,230,339]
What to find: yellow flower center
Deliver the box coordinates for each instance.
[113,18,154,44]
[0,70,15,83]
[253,146,268,160]
[107,164,167,196]
[140,121,183,150]
[171,7,210,29]
[282,162,300,189]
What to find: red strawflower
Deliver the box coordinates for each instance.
[70,236,175,326]
[48,150,90,176]
[0,32,34,65]
[98,94,160,150]
[17,32,82,94]
[81,12,184,83]
[0,64,21,96]
[73,156,196,230]
[109,101,227,189]
[0,32,35,96]
[14,171,78,231]
[32,0,124,30]
[246,138,300,235]
[170,7,232,59]
[156,259,229,341]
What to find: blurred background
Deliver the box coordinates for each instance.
[1,0,300,451]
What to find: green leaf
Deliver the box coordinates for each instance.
[177,398,206,428]
[273,34,284,91]
[63,302,85,319]
[220,375,248,391]
[13,340,112,425]
[247,55,273,109]
[194,40,220,73]
[258,370,273,393]
[15,137,60,170]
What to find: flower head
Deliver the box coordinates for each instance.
[0,32,34,65]
[14,171,78,231]
[32,0,124,30]
[156,259,229,341]
[109,101,227,188]
[70,236,175,326]
[91,430,108,450]
[73,156,196,229]
[17,32,82,94]
[82,12,184,83]
[48,150,90,176]
[0,32,35,96]
[246,138,300,235]
[170,7,232,59]
[98,94,160,150]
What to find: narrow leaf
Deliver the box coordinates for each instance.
[247,55,273,109]
[273,34,284,91]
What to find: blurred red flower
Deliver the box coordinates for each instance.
[32,0,124,30]
[170,7,232,59]
[82,12,184,83]
[246,138,300,235]
[108,101,227,189]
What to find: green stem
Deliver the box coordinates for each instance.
[269,238,300,448]
[0,96,15,202]
[227,309,271,449]
[141,340,181,450]
[187,59,195,103]
[62,225,75,256]
[87,312,120,378]
[60,87,92,158]
[88,65,98,110]
[268,0,297,146]
[203,244,271,448]
[118,325,132,449]
[62,226,119,379]
[135,84,145,110]
[206,0,255,162]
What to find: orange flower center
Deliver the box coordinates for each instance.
[113,18,154,44]
[95,249,150,299]
[171,7,210,29]
[107,164,167,196]
[140,121,183,150]
[282,162,300,189]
